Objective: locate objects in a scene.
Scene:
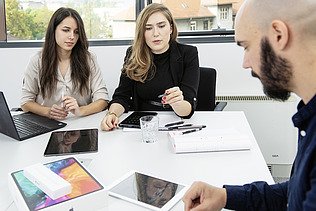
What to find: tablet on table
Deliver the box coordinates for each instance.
[108,171,187,211]
[44,128,98,156]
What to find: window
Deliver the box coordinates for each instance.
[3,0,136,41]
[152,0,244,32]
[0,0,245,44]
[220,6,229,20]
[0,0,6,41]
[190,21,196,31]
[203,20,208,30]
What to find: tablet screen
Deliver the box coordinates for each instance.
[44,129,98,156]
[10,157,104,211]
[109,172,186,210]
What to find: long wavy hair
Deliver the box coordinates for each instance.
[123,3,178,83]
[40,7,90,98]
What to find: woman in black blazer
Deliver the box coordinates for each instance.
[101,3,199,131]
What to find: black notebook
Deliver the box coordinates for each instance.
[0,91,67,141]
[118,111,158,129]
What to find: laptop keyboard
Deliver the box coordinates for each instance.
[119,112,158,128]
[127,115,142,124]
[13,116,48,137]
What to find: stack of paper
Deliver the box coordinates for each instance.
[168,129,251,154]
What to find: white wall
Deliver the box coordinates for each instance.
[0,42,265,108]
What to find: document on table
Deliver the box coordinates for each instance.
[168,128,252,153]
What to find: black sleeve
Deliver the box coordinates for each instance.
[180,45,199,118]
[109,47,134,112]
[224,181,288,211]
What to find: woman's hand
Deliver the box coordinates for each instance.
[161,86,184,107]
[49,104,68,120]
[63,96,81,116]
[101,112,119,131]
[161,86,192,117]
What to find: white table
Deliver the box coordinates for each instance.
[0,111,274,211]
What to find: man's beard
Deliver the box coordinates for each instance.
[253,37,292,101]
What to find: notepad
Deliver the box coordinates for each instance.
[168,128,251,154]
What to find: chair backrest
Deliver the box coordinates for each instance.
[196,67,216,111]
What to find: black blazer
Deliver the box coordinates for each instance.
[110,41,200,118]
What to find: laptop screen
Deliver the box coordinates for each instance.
[0,91,20,140]
[0,91,67,141]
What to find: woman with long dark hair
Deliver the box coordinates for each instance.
[21,7,109,120]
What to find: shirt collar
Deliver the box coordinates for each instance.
[292,94,316,128]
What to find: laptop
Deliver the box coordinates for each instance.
[118,111,158,129]
[0,91,67,141]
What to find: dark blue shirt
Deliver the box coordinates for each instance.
[224,94,316,210]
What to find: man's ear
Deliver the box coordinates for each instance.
[270,20,289,50]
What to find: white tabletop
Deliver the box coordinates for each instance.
[0,111,273,211]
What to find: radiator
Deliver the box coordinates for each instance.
[216,95,298,173]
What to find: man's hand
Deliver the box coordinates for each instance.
[182,181,227,211]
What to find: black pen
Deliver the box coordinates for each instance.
[168,125,206,130]
[181,128,202,135]
[164,120,184,127]
[167,124,193,130]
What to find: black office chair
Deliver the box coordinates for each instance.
[196,67,227,111]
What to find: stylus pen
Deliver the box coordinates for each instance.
[164,120,184,127]
[181,128,202,135]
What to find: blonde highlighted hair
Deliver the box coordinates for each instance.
[123,3,178,82]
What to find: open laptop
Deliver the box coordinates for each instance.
[0,91,67,141]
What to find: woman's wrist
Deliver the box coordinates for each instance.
[107,111,117,117]
[171,100,191,117]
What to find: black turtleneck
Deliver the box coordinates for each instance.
[136,48,174,110]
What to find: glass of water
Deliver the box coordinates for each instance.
[140,115,159,143]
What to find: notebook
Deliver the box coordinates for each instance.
[168,128,251,153]
[119,111,158,129]
[0,91,67,141]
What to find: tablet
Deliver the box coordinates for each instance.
[119,111,158,129]
[108,171,188,211]
[10,157,104,211]
[44,129,98,156]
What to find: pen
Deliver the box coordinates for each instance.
[168,125,206,130]
[164,120,184,127]
[158,93,167,98]
[181,128,202,135]
[167,124,193,130]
